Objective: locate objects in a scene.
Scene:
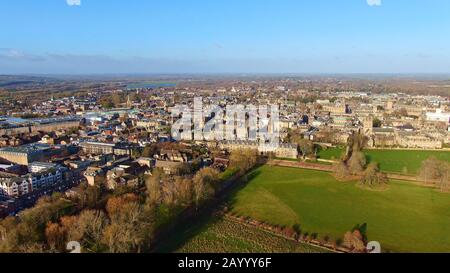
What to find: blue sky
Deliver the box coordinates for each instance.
[1,0,450,74]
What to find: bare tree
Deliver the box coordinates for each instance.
[419,157,450,191]
[333,161,350,180]
[103,200,153,253]
[229,149,259,174]
[193,167,220,207]
[348,151,367,175]
[360,162,388,187]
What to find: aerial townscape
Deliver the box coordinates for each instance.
[0,0,450,260]
[0,75,449,253]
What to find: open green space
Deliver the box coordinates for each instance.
[317,147,346,161]
[230,165,450,253]
[318,147,450,175]
[364,149,450,175]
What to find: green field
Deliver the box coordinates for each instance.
[317,147,346,161]
[156,215,328,253]
[318,147,450,175]
[230,165,450,253]
[365,149,450,175]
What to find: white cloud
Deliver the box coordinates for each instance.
[66,0,81,6]
[0,48,25,58]
[0,48,45,61]
[367,0,382,6]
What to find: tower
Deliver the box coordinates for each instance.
[363,115,375,147]
[363,115,373,136]
[386,100,394,112]
[126,94,132,108]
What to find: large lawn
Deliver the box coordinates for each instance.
[230,165,450,253]
[365,149,450,175]
[318,147,450,175]
[317,147,346,161]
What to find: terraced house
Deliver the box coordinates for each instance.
[0,166,66,198]
[0,177,32,197]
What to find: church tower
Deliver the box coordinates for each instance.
[363,115,373,136]
[363,115,374,147]
[126,94,132,108]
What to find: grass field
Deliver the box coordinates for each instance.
[230,165,450,253]
[156,215,328,253]
[317,147,450,175]
[317,147,346,161]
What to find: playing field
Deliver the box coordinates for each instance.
[318,147,450,175]
[230,165,450,253]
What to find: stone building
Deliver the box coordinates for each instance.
[0,144,50,166]
[219,140,298,159]
[79,141,135,156]
[396,133,442,149]
[322,103,347,114]
[84,166,106,186]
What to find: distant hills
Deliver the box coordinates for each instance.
[0,75,61,89]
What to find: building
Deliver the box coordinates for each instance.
[362,116,374,136]
[219,140,298,159]
[426,109,450,123]
[84,166,106,186]
[330,114,352,128]
[154,160,183,175]
[273,144,298,159]
[80,141,116,154]
[361,116,374,147]
[0,163,23,175]
[396,133,442,149]
[136,119,159,130]
[395,104,424,117]
[0,143,51,165]
[105,167,139,190]
[322,103,348,114]
[0,177,31,198]
[373,128,396,147]
[135,157,155,168]
[28,162,59,173]
[158,149,191,162]
[79,141,135,156]
[0,166,66,198]
[0,116,80,136]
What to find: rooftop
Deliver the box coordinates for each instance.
[0,143,51,154]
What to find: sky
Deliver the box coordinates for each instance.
[1,0,450,74]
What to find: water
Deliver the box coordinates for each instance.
[126,82,176,89]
